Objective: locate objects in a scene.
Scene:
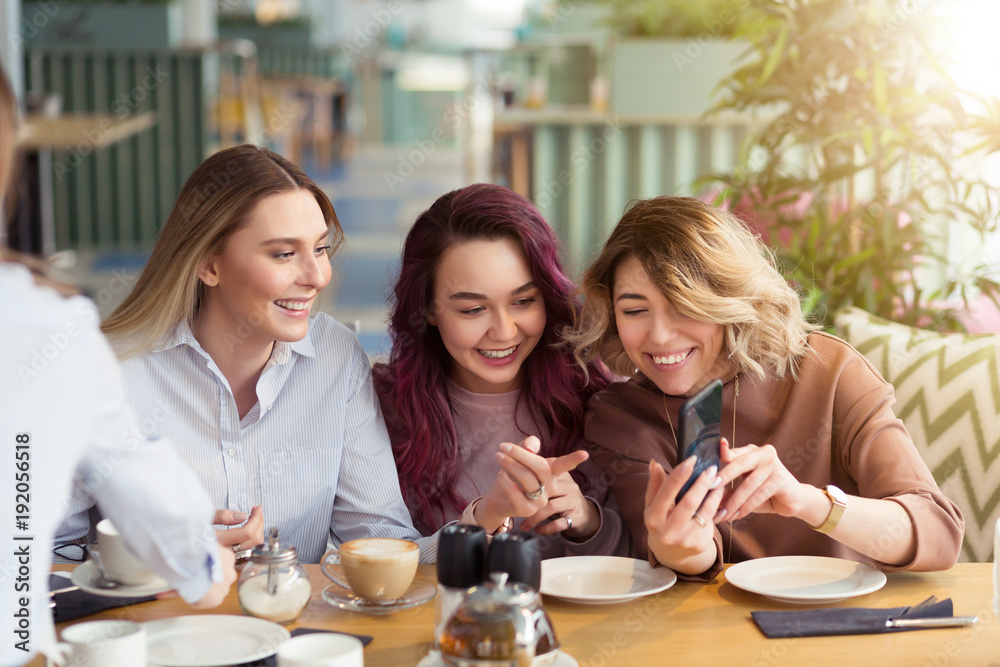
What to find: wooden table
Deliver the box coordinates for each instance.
[35,563,999,666]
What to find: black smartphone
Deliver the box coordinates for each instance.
[675,379,723,501]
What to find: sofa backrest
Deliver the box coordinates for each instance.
[835,307,1000,562]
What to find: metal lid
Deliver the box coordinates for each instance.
[250,526,298,565]
[464,572,538,612]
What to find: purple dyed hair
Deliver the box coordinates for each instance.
[372,183,611,532]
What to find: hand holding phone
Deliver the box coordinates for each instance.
[675,379,723,501]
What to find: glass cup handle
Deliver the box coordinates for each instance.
[320,549,351,589]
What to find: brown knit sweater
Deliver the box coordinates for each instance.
[585,332,964,580]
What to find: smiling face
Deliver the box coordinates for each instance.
[613,256,730,397]
[195,189,332,352]
[427,237,547,394]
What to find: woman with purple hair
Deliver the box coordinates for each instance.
[373,184,629,558]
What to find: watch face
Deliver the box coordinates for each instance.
[827,485,848,504]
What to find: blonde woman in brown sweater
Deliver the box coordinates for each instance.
[570,196,963,581]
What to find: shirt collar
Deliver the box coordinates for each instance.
[156,320,318,363]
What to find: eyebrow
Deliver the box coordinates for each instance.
[448,281,538,301]
[615,293,648,302]
[259,233,329,247]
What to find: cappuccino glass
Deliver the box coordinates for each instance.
[95,519,159,585]
[321,538,418,602]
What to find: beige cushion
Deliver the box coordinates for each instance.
[834,307,1000,562]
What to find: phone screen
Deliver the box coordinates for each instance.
[675,379,723,501]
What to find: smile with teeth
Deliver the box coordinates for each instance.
[652,349,691,365]
[274,299,310,311]
[479,346,516,359]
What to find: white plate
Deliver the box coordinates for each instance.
[144,615,290,666]
[417,649,578,667]
[70,560,171,598]
[725,556,887,604]
[539,556,677,604]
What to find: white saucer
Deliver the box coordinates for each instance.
[321,580,436,615]
[725,555,888,604]
[144,614,290,666]
[417,649,578,667]
[70,560,171,598]
[540,556,677,605]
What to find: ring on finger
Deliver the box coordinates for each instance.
[524,484,545,501]
[232,543,242,554]
[692,513,708,528]
[562,514,573,532]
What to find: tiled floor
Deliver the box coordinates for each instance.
[50,145,467,357]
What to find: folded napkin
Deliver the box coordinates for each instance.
[243,628,373,667]
[49,574,157,624]
[751,598,954,638]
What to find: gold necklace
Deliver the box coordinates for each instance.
[661,374,740,563]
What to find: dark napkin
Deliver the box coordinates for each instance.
[751,598,954,638]
[49,573,157,623]
[244,628,374,667]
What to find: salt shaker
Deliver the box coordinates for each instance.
[435,524,487,645]
[238,526,311,624]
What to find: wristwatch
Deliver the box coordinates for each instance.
[812,484,848,534]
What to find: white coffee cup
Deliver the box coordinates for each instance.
[276,633,364,667]
[321,538,418,602]
[95,518,159,585]
[55,620,146,667]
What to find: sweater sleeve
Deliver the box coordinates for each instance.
[830,344,965,571]
[559,456,631,557]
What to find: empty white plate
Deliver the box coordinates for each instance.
[725,555,887,604]
[540,556,677,604]
[143,615,290,666]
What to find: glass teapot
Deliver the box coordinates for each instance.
[438,572,559,667]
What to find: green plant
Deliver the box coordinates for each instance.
[590,0,750,37]
[706,0,1000,331]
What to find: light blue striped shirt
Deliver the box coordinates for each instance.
[56,313,437,563]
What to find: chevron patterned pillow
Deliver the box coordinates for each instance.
[834,307,1000,562]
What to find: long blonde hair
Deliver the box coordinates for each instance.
[102,145,343,356]
[0,65,16,203]
[570,196,816,382]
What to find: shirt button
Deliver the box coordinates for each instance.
[227,448,237,457]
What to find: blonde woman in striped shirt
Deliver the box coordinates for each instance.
[55,145,435,562]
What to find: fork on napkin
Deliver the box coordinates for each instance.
[750,596,978,638]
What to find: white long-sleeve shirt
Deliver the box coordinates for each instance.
[0,263,221,667]
[55,313,437,564]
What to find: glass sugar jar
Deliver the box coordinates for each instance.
[237,527,311,624]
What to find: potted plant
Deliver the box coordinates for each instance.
[20,0,185,48]
[705,0,1000,330]
[586,0,753,114]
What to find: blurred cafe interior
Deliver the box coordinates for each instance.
[2,0,999,352]
[6,2,1000,666]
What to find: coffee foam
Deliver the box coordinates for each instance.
[343,538,417,557]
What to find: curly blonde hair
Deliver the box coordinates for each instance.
[570,196,816,382]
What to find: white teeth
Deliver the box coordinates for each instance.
[480,346,515,359]
[275,300,309,311]
[652,350,690,365]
